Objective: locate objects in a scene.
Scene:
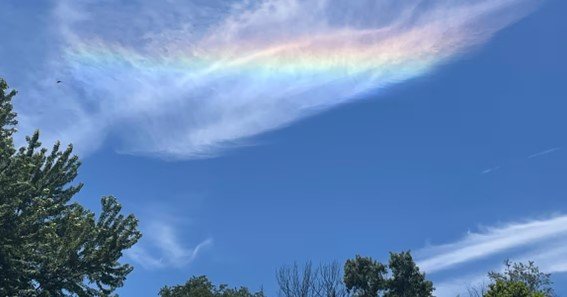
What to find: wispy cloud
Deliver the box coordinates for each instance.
[434,243,567,297]
[9,0,540,158]
[479,146,562,176]
[416,215,567,296]
[481,166,501,175]
[528,147,562,159]
[417,215,567,273]
[127,220,213,270]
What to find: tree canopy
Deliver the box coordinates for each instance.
[159,275,265,297]
[484,281,546,297]
[343,255,386,297]
[0,78,141,296]
[484,260,554,297]
[385,251,434,297]
[343,252,433,297]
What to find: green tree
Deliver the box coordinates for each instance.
[483,260,554,297]
[344,252,434,297]
[484,280,546,297]
[160,276,215,297]
[159,275,265,297]
[0,78,141,296]
[343,255,386,297]
[385,251,433,297]
[487,260,553,296]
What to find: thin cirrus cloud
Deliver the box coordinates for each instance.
[415,215,567,295]
[481,166,501,175]
[480,146,561,175]
[528,147,562,159]
[126,221,213,270]
[14,0,539,159]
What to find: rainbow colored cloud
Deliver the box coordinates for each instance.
[21,0,539,158]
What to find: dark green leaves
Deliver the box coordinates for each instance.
[344,252,433,297]
[385,252,433,297]
[344,255,387,297]
[0,77,141,296]
[159,275,265,297]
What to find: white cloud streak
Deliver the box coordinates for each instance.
[481,166,501,175]
[10,0,540,158]
[528,147,562,159]
[127,221,213,270]
[416,215,567,296]
[417,215,567,273]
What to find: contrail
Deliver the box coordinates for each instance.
[528,147,561,159]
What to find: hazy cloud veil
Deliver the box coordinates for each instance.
[18,0,538,158]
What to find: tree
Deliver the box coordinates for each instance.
[276,261,349,297]
[488,260,553,296]
[464,261,555,297]
[484,281,546,297]
[385,251,434,297]
[160,276,215,297]
[485,260,554,297]
[0,78,141,296]
[343,255,386,297]
[159,275,265,297]
[316,261,350,297]
[277,261,316,297]
[343,252,434,297]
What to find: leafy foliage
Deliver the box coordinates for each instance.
[343,255,386,297]
[385,252,434,297]
[159,275,265,297]
[484,281,546,297]
[344,252,433,297]
[0,78,141,296]
[487,260,554,296]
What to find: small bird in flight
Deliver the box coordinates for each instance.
[56,80,62,84]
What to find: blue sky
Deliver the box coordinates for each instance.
[1,0,566,296]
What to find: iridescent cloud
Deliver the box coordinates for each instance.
[21,0,539,158]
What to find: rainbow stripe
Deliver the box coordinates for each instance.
[63,23,460,102]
